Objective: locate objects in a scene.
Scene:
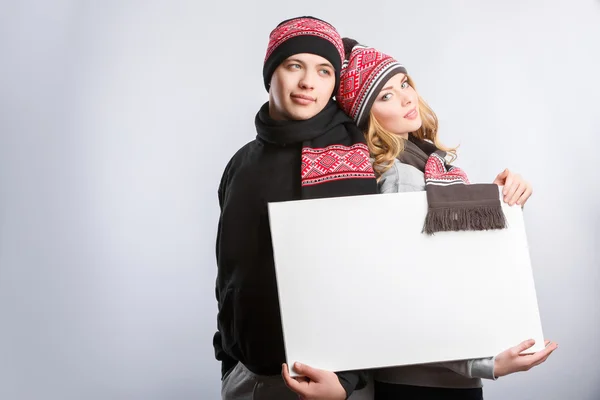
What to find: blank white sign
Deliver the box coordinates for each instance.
[268,189,545,375]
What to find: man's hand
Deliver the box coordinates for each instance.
[282,362,347,400]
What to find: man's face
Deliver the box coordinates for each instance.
[268,53,336,121]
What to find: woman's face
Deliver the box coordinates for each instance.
[370,73,422,138]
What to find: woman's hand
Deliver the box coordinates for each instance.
[494,339,558,378]
[493,168,533,206]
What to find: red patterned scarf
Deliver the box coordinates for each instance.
[255,100,377,199]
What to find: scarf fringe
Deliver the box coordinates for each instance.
[423,205,507,235]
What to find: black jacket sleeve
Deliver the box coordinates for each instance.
[213,158,238,379]
[213,329,237,378]
[336,370,368,399]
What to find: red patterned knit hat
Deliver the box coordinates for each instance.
[263,16,345,93]
[337,42,407,129]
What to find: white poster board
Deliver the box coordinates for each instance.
[268,190,545,375]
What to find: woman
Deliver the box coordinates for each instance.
[331,38,558,400]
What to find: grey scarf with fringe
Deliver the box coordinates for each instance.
[400,135,506,235]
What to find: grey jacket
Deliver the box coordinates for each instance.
[374,159,496,388]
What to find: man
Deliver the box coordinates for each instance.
[214,16,377,399]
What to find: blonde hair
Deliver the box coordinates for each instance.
[365,75,456,176]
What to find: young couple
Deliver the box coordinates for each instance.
[213,16,557,400]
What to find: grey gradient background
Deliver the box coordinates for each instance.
[0,1,598,399]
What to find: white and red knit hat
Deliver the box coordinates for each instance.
[337,41,407,129]
[263,16,345,93]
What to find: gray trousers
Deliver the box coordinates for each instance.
[222,362,374,400]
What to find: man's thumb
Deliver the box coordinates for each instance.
[294,362,321,380]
